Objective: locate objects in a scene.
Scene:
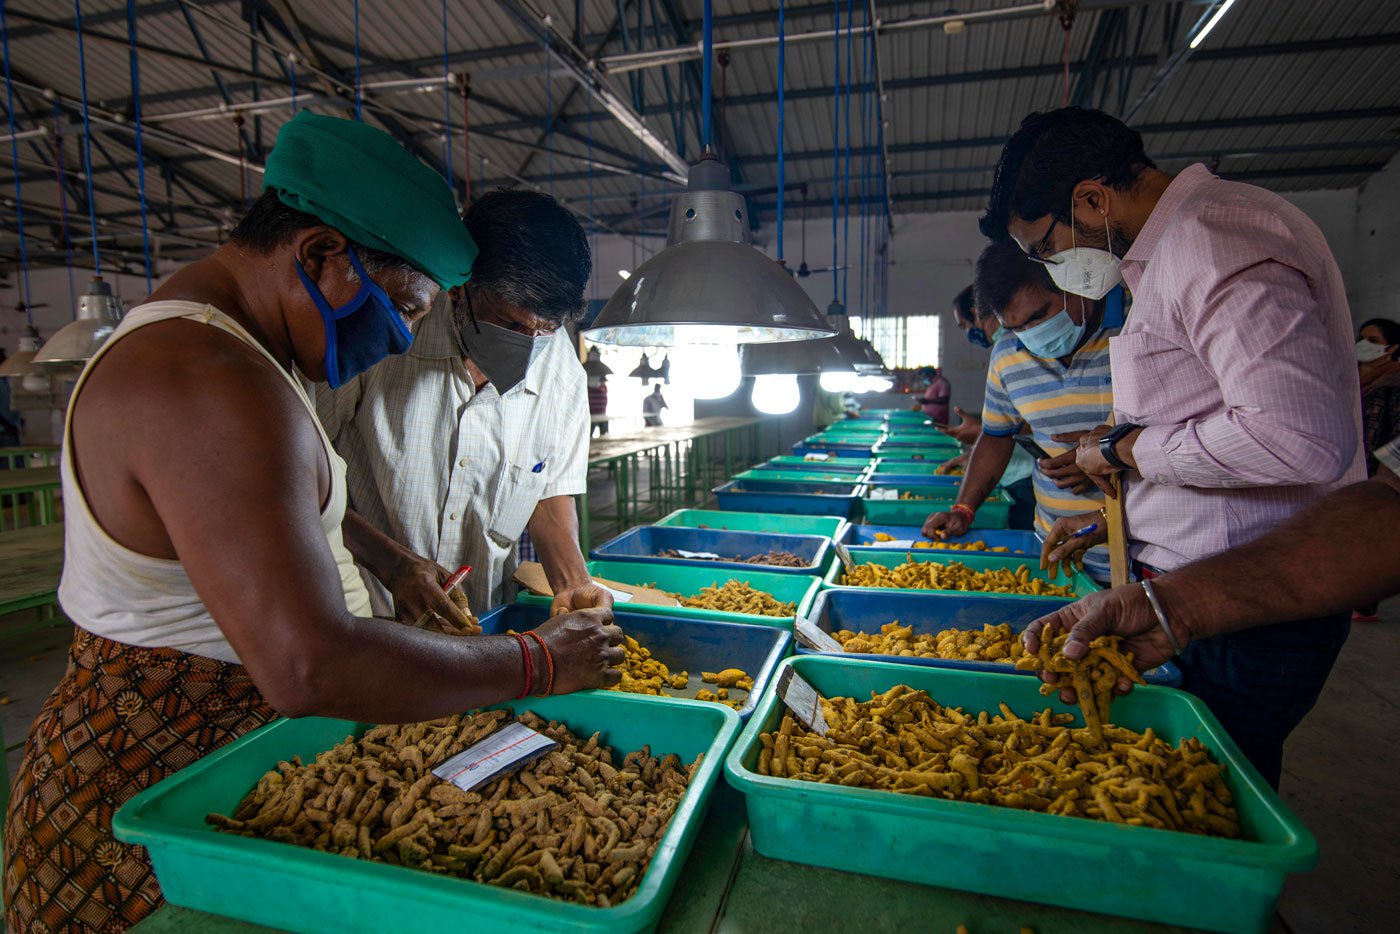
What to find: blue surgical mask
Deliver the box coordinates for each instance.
[966,324,1004,349]
[1015,307,1086,359]
[296,246,414,389]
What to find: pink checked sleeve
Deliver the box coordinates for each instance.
[1132,227,1357,489]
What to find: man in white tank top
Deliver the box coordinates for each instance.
[5,112,624,934]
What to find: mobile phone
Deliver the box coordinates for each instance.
[1014,434,1051,460]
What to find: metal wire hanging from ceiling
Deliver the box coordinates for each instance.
[126,0,154,292]
[1,0,33,320]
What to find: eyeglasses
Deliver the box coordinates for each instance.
[1024,218,1061,266]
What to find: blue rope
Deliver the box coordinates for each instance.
[126,0,153,292]
[546,36,553,196]
[860,5,872,318]
[353,0,362,121]
[1,0,33,317]
[776,0,785,260]
[441,0,452,190]
[73,0,101,275]
[831,0,838,302]
[842,0,853,307]
[701,0,713,150]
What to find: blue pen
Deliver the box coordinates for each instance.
[1070,523,1100,539]
[531,461,545,473]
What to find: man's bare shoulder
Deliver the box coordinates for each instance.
[88,318,302,412]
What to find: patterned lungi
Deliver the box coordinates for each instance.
[4,627,276,932]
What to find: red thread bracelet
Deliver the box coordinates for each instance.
[951,503,976,521]
[511,632,533,699]
[524,630,554,696]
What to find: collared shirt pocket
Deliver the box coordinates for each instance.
[488,461,548,546]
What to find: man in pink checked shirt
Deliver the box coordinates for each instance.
[980,107,1364,788]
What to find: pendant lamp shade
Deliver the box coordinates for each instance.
[741,298,866,376]
[33,276,123,370]
[0,324,42,378]
[584,157,834,346]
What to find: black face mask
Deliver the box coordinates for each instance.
[458,293,551,395]
[966,326,992,349]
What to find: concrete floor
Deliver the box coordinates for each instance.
[2,601,1397,933]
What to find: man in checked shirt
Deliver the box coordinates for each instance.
[982,108,1364,788]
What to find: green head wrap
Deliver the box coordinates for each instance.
[263,111,476,288]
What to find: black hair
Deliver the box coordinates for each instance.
[463,188,591,324]
[229,189,422,277]
[974,240,1058,319]
[1360,317,1400,346]
[980,107,1157,240]
[951,284,977,325]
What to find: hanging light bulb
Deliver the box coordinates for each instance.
[859,373,894,392]
[33,275,123,370]
[751,373,801,415]
[0,322,41,378]
[669,329,740,399]
[819,370,864,393]
[584,156,834,346]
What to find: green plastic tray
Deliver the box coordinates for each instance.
[860,485,1011,529]
[115,693,742,934]
[870,459,956,475]
[822,549,1098,600]
[653,508,849,542]
[736,469,870,485]
[871,442,962,460]
[761,456,871,473]
[517,559,823,629]
[726,657,1316,933]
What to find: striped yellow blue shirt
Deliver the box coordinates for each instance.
[982,287,1126,581]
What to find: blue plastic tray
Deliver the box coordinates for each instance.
[760,457,869,474]
[799,589,1180,685]
[478,604,792,720]
[713,479,863,519]
[589,526,832,576]
[865,472,963,486]
[843,524,1041,557]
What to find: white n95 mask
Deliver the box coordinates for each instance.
[1045,209,1124,301]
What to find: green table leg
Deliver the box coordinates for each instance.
[575,491,590,552]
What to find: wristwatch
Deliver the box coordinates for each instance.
[1099,423,1142,471]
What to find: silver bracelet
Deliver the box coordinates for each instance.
[1140,579,1184,656]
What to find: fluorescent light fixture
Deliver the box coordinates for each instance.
[1189,0,1238,49]
[617,269,631,280]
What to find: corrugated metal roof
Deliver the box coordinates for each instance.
[2,0,1399,270]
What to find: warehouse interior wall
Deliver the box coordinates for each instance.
[1351,152,1400,326]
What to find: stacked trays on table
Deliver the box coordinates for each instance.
[114,694,742,934]
[761,456,870,474]
[735,468,870,485]
[725,656,1316,934]
[843,524,1040,557]
[479,604,791,720]
[798,588,1179,685]
[871,441,961,460]
[859,481,1011,528]
[714,479,864,520]
[792,438,878,457]
[824,550,1099,601]
[516,559,822,628]
[590,525,832,577]
[653,508,849,542]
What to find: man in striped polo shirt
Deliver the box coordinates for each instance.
[923,240,1120,583]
